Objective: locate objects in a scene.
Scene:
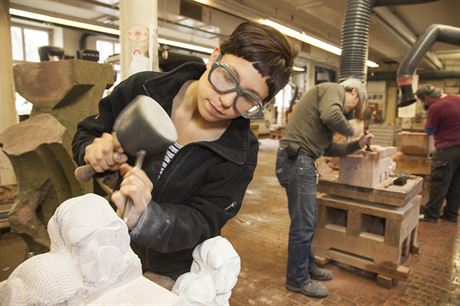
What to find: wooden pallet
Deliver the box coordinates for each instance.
[269,129,284,139]
[313,193,420,288]
[318,172,423,207]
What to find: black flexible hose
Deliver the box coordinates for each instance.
[397,24,460,107]
[339,0,375,82]
[374,0,438,6]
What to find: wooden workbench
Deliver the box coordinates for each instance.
[314,167,423,288]
[313,193,421,288]
[318,171,423,207]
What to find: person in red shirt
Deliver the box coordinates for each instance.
[416,84,460,223]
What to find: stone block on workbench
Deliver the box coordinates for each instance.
[339,146,397,188]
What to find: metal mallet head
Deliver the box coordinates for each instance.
[74,95,177,182]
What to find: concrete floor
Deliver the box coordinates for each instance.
[223,138,459,306]
[1,137,459,305]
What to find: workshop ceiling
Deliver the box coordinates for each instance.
[9,0,460,72]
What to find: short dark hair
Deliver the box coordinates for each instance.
[220,21,298,103]
[415,84,442,99]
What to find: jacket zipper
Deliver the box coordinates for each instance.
[225,201,237,210]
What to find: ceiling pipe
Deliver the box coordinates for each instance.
[338,0,375,82]
[397,24,460,106]
[373,7,443,69]
[368,70,460,81]
[374,0,439,5]
[339,0,439,82]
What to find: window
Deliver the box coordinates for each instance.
[11,26,23,60]
[15,92,33,119]
[96,39,121,94]
[11,24,51,116]
[96,39,120,63]
[11,25,50,62]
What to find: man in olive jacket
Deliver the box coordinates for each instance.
[276,78,372,298]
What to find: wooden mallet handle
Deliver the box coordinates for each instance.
[74,164,96,182]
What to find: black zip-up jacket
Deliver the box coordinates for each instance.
[72,62,259,279]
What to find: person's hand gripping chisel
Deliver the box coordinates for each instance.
[359,130,374,151]
[111,158,153,229]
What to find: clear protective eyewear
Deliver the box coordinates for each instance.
[208,53,264,119]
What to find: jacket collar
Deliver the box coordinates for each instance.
[142,62,251,165]
[143,61,205,114]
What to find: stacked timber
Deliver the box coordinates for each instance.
[313,146,423,288]
[394,131,433,206]
[269,126,285,139]
[394,131,432,175]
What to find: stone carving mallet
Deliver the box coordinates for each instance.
[74,95,178,221]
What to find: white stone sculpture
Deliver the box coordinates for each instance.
[172,236,241,306]
[0,193,180,306]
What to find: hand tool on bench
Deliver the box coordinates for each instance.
[364,130,372,152]
[74,95,178,221]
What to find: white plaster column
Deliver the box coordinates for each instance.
[306,61,316,91]
[0,0,17,185]
[119,0,158,80]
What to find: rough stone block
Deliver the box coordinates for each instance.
[339,146,397,188]
[14,60,114,136]
[0,114,88,253]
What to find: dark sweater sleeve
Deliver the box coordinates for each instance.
[324,140,361,157]
[130,143,259,253]
[72,71,156,165]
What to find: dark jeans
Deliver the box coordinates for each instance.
[276,148,318,287]
[423,145,460,219]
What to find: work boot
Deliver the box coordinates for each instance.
[440,214,457,223]
[310,267,333,281]
[286,280,328,298]
[419,214,439,224]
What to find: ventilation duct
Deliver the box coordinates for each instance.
[339,0,438,82]
[338,0,374,82]
[368,70,460,81]
[397,24,460,107]
[374,0,439,5]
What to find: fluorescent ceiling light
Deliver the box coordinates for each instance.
[366,60,379,68]
[10,9,379,68]
[10,8,120,35]
[158,38,213,54]
[260,19,341,55]
[259,19,379,68]
[9,8,214,54]
[293,66,305,72]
